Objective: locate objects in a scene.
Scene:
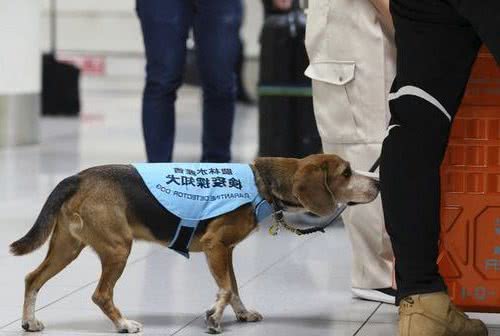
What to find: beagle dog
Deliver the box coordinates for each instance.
[10,154,379,334]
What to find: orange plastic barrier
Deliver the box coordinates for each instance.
[439,47,500,312]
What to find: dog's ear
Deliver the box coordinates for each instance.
[292,162,337,216]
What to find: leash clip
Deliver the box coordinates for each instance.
[269,222,280,236]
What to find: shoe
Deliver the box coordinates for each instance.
[352,287,396,305]
[399,292,488,336]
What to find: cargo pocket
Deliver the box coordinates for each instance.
[305,61,362,143]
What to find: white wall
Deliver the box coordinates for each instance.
[41,0,264,58]
[0,0,41,94]
[242,0,264,58]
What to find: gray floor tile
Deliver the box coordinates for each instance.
[176,318,361,336]
[355,322,398,336]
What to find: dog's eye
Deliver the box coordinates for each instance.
[342,167,352,178]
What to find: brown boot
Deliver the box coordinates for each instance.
[399,292,488,336]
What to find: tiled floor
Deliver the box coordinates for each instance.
[1,77,499,335]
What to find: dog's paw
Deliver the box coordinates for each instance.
[205,311,222,334]
[22,319,45,332]
[236,310,263,323]
[116,319,143,333]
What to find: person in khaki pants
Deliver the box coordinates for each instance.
[304,0,397,304]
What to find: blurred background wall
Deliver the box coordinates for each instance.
[39,0,263,93]
[0,0,41,146]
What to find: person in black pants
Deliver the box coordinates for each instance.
[136,0,242,163]
[380,0,499,334]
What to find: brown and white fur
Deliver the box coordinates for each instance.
[10,154,379,334]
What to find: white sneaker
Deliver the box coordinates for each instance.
[352,287,396,305]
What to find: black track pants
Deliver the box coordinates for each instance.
[381,0,500,304]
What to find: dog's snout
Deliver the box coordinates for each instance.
[373,179,381,190]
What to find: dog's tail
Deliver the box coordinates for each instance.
[10,175,80,256]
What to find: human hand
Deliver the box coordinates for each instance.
[368,0,394,36]
[273,0,293,11]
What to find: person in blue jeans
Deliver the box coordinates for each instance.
[136,0,242,163]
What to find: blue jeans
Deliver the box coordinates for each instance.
[136,0,242,162]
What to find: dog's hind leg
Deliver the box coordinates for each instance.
[22,222,84,332]
[228,248,263,323]
[90,236,141,333]
[204,242,234,334]
[75,191,142,333]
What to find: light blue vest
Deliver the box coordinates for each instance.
[132,163,272,257]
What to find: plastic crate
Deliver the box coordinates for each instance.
[439,47,500,312]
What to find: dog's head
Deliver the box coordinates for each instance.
[292,154,380,216]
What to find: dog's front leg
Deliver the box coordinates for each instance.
[204,242,234,334]
[228,248,263,323]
